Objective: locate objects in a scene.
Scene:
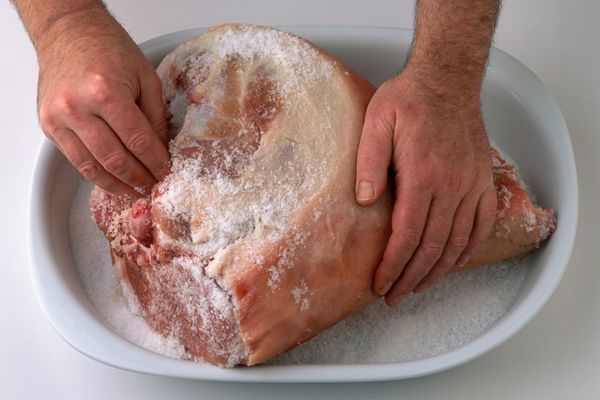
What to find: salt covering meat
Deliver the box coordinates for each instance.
[71,178,529,364]
[89,24,556,367]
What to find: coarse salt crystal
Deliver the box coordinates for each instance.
[71,178,528,364]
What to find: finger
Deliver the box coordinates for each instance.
[373,184,431,296]
[52,127,135,195]
[96,95,171,181]
[38,105,61,148]
[456,185,498,267]
[385,196,458,307]
[138,72,169,145]
[71,115,157,193]
[355,106,393,206]
[414,191,479,292]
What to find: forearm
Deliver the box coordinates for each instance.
[408,0,501,97]
[11,0,110,52]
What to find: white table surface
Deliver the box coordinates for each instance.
[2,1,598,398]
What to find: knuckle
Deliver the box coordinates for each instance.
[449,233,470,249]
[76,160,101,180]
[102,152,129,175]
[38,105,56,131]
[87,73,114,105]
[420,241,444,260]
[480,204,498,225]
[54,93,79,118]
[127,133,152,155]
[452,218,473,240]
[363,105,394,136]
[413,164,435,191]
[397,226,422,250]
[154,118,168,138]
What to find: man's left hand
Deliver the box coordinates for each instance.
[355,66,497,307]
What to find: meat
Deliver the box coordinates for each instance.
[129,199,153,246]
[89,24,556,367]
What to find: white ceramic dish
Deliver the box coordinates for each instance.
[27,26,578,382]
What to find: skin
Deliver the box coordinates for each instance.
[355,0,501,306]
[13,0,170,196]
[14,0,500,307]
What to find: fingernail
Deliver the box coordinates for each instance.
[389,294,406,308]
[356,180,374,202]
[457,256,471,268]
[379,281,393,296]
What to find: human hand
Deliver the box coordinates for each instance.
[36,8,170,195]
[355,66,497,307]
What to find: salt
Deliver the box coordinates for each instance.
[291,279,311,312]
[68,25,533,363]
[154,25,338,274]
[69,179,189,360]
[270,257,527,364]
[69,178,527,365]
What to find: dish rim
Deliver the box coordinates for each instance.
[27,26,578,382]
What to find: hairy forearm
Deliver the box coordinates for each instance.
[408,0,501,97]
[11,0,109,52]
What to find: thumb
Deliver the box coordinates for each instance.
[355,107,393,206]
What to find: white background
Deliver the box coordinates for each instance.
[1,0,599,398]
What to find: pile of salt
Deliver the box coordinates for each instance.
[70,179,527,364]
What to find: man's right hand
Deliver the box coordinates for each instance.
[35,7,170,195]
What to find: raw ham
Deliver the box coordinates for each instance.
[90,24,556,367]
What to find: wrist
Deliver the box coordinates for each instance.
[33,5,112,56]
[402,58,483,104]
[390,65,483,123]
